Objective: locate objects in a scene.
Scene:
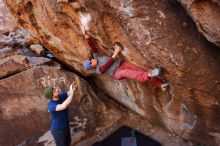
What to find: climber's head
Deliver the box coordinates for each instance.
[52,87,61,99]
[83,58,98,70]
[113,42,124,50]
[43,86,61,100]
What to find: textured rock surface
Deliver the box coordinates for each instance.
[0,65,125,146]
[0,40,126,146]
[0,28,38,48]
[0,45,192,146]
[178,0,220,47]
[0,31,193,146]
[0,29,50,79]
[0,29,125,146]
[3,0,220,145]
[0,0,16,34]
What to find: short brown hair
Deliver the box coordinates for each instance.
[113,42,124,50]
[76,7,88,15]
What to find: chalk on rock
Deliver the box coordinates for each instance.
[79,8,91,31]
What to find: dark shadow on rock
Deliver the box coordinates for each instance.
[92,125,161,146]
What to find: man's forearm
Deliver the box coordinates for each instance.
[62,92,74,108]
[85,36,98,53]
[99,57,114,73]
[56,92,74,111]
[112,51,120,59]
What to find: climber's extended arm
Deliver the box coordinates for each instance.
[99,57,114,73]
[56,81,77,111]
[84,34,98,53]
[99,45,121,73]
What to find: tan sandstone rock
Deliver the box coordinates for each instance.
[0,65,124,146]
[3,0,220,145]
[178,0,220,47]
[0,0,17,34]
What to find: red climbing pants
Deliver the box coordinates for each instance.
[114,61,163,87]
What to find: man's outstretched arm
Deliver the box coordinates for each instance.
[84,33,98,53]
[56,81,77,111]
[99,46,121,73]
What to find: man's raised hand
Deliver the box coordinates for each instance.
[71,80,77,92]
[112,46,121,59]
[115,47,121,53]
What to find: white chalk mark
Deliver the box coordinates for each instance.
[39,78,46,87]
[121,6,134,17]
[38,77,66,87]
[51,78,57,86]
[60,77,65,84]
[79,12,91,31]
[157,10,166,19]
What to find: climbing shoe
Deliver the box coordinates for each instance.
[161,82,169,91]
[148,68,161,77]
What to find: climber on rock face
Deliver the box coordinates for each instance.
[82,31,169,91]
[43,81,77,146]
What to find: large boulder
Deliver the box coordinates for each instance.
[0,65,124,146]
[177,0,220,47]
[0,0,17,34]
[0,33,125,145]
[3,0,220,145]
[0,51,51,79]
[0,28,38,48]
[0,31,51,79]
[0,44,189,146]
[0,27,126,145]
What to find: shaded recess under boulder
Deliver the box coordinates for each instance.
[92,126,161,146]
[3,0,220,145]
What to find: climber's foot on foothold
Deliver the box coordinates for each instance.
[148,68,161,77]
[161,82,169,91]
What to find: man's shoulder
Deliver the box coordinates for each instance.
[48,101,56,106]
[59,92,68,99]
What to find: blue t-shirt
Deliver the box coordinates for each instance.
[48,92,69,129]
